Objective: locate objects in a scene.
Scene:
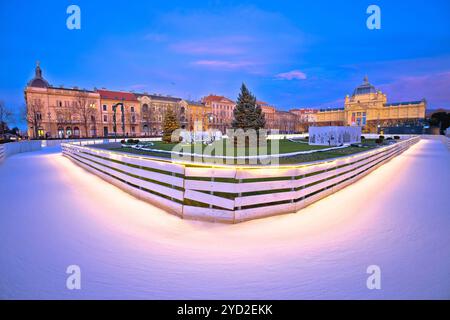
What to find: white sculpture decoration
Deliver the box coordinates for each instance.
[309,126,361,146]
[180,130,223,144]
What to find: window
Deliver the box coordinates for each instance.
[131,106,135,113]
[103,105,107,111]
[132,116,136,123]
[91,115,96,122]
[103,115,108,122]
[142,104,149,113]
[36,112,42,120]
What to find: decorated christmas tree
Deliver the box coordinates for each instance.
[162,108,180,143]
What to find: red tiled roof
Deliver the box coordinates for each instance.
[202,95,235,104]
[97,89,138,101]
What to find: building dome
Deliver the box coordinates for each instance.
[352,76,377,96]
[27,61,50,88]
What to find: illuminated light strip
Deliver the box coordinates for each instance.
[123,144,349,160]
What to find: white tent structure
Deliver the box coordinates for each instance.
[309,126,362,146]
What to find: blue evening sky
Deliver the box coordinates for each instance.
[1,0,450,128]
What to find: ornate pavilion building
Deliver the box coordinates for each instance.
[313,76,426,133]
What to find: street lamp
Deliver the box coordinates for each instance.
[112,100,125,142]
[203,112,215,131]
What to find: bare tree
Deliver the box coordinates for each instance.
[123,107,132,136]
[0,100,13,135]
[55,107,73,138]
[75,91,98,138]
[24,98,44,138]
[141,103,151,136]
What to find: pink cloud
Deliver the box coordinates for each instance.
[275,70,307,80]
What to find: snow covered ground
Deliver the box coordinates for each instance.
[0,138,449,299]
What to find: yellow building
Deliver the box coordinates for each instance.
[179,100,212,131]
[314,76,426,133]
[315,108,345,126]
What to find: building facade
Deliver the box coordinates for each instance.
[25,63,102,139]
[25,63,187,138]
[202,95,236,133]
[274,111,297,133]
[97,89,141,137]
[25,64,427,137]
[257,101,276,131]
[312,77,426,133]
[135,93,185,136]
[179,100,212,131]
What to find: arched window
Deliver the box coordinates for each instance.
[142,104,149,113]
[73,127,80,137]
[58,127,64,139]
[66,127,72,137]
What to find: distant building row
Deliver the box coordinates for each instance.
[25,63,426,138]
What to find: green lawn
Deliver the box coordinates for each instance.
[137,139,327,153]
[110,139,383,165]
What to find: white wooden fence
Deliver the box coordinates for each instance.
[62,136,420,223]
[0,144,5,163]
[0,141,42,164]
[42,137,161,147]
